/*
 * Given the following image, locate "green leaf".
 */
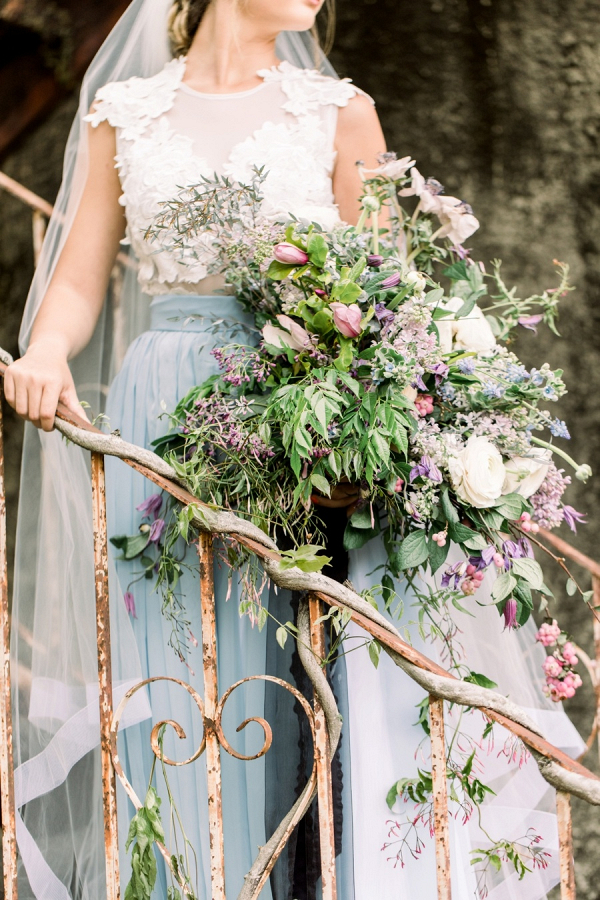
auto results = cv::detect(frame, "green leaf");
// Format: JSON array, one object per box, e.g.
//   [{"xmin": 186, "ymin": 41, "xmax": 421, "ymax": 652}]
[
  {"xmin": 512, "ymin": 558, "xmax": 544, "ymax": 590},
  {"xmin": 266, "ymin": 259, "xmax": 296, "ymax": 281},
  {"xmin": 386, "ymin": 782, "xmax": 400, "ymax": 810},
  {"xmin": 428, "ymin": 536, "xmax": 450, "ymax": 574},
  {"xmin": 443, "ymin": 260, "xmax": 469, "ymax": 281},
  {"xmin": 350, "ymin": 504, "xmax": 376, "ymax": 530},
  {"xmin": 276, "ymin": 626, "xmax": 288, "ymax": 649},
  {"xmin": 110, "ymin": 533, "xmax": 150, "ymax": 560},
  {"xmin": 491, "ymin": 572, "xmax": 517, "ymax": 604},
  {"xmin": 566, "ymin": 577, "xmax": 577, "ymax": 597},
  {"xmin": 493, "ymin": 493, "xmax": 528, "ymax": 521},
  {"xmin": 440, "ymin": 487, "xmax": 459, "ymax": 525},
  {"xmin": 368, "ymin": 640, "xmax": 381, "ymax": 669},
  {"xmin": 397, "ymin": 530, "xmax": 429, "ymax": 570},
  {"xmin": 449, "ymin": 522, "xmax": 480, "ymax": 545},
  {"xmin": 343, "ymin": 522, "xmax": 379, "ymax": 551},
  {"xmin": 310, "ymin": 473, "xmax": 331, "ymax": 497},
  {"xmin": 464, "ymin": 671, "xmax": 498, "ymax": 690},
  {"xmin": 279, "ymin": 544, "xmax": 332, "ymax": 573},
  {"xmin": 369, "ymin": 429, "xmax": 390, "ymax": 467},
  {"xmin": 307, "ymin": 232, "xmax": 328, "ymax": 267},
  {"xmin": 462, "ymin": 533, "xmax": 489, "ymax": 551}
]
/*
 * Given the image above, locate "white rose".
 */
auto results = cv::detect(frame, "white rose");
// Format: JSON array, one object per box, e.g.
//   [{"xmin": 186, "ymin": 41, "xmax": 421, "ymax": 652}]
[
  {"xmin": 435, "ymin": 296, "xmax": 496, "ymax": 354},
  {"xmin": 404, "ymin": 270, "xmax": 427, "ymax": 292},
  {"xmin": 502, "ymin": 449, "xmax": 552, "ymax": 498},
  {"xmin": 448, "ymin": 436, "xmax": 506, "ymax": 508}
]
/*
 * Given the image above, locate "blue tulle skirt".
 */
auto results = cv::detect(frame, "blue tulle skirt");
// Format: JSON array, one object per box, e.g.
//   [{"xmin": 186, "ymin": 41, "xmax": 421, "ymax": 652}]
[{"xmin": 104, "ymin": 294, "xmax": 354, "ymax": 900}]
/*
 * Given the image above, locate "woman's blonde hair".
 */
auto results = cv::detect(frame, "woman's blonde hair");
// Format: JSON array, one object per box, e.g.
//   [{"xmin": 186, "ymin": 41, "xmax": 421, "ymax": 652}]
[{"xmin": 168, "ymin": 0, "xmax": 336, "ymax": 59}]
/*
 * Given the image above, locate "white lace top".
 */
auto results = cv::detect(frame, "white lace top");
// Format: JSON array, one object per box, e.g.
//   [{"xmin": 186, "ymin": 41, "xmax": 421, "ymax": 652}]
[{"xmin": 85, "ymin": 57, "xmax": 373, "ymax": 295}]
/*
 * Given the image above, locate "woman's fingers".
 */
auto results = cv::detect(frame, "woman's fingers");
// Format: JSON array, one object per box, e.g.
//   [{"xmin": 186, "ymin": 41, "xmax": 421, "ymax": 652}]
[
  {"xmin": 59, "ymin": 384, "xmax": 89, "ymax": 424},
  {"xmin": 39, "ymin": 382, "xmax": 63, "ymax": 432}
]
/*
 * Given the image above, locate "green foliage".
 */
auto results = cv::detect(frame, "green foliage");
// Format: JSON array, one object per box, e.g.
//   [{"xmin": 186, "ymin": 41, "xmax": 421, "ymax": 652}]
[{"xmin": 124, "ymin": 788, "xmax": 165, "ymax": 900}]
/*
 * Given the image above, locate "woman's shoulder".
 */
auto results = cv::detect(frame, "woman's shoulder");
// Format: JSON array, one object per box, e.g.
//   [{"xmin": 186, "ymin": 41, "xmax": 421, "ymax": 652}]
[
  {"xmin": 258, "ymin": 60, "xmax": 375, "ymax": 117},
  {"xmin": 84, "ymin": 57, "xmax": 185, "ymax": 138}
]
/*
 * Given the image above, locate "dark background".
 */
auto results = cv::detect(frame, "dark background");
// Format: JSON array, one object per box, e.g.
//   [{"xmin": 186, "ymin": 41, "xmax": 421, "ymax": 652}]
[{"xmin": 2, "ymin": 0, "xmax": 600, "ymax": 894}]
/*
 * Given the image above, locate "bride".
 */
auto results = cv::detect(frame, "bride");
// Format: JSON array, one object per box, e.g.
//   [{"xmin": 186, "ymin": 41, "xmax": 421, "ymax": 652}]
[{"xmin": 3, "ymin": 0, "xmax": 584, "ymax": 898}]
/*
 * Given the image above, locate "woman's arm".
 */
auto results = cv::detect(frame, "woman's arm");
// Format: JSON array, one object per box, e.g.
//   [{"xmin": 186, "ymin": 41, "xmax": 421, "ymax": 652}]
[
  {"xmin": 333, "ymin": 94, "xmax": 387, "ymax": 225},
  {"xmin": 4, "ymin": 119, "xmax": 125, "ymax": 431}
]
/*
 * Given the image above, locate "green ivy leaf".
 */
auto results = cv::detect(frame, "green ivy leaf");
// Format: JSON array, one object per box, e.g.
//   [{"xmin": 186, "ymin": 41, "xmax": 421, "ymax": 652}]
[
  {"xmin": 491, "ymin": 572, "xmax": 517, "ymax": 604},
  {"xmin": 396, "ymin": 530, "xmax": 429, "ymax": 570},
  {"xmin": 493, "ymin": 493, "xmax": 528, "ymax": 521},
  {"xmin": 464, "ymin": 671, "xmax": 498, "ymax": 690},
  {"xmin": 512, "ymin": 558, "xmax": 544, "ymax": 590},
  {"xmin": 307, "ymin": 232, "xmax": 328, "ymax": 267}
]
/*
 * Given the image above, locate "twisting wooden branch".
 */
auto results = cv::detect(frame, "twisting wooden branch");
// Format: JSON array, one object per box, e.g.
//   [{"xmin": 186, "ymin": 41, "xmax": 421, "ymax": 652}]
[{"xmin": 1, "ymin": 351, "xmax": 599, "ymax": 811}]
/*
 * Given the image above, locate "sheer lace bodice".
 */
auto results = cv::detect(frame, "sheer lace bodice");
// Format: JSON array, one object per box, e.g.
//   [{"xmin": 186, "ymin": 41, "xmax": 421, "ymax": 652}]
[{"xmin": 85, "ymin": 58, "xmax": 373, "ymax": 294}]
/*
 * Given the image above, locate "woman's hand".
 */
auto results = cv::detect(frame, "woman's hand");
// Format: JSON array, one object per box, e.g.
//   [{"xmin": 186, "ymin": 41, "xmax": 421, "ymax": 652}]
[{"xmin": 4, "ymin": 339, "xmax": 85, "ymax": 432}]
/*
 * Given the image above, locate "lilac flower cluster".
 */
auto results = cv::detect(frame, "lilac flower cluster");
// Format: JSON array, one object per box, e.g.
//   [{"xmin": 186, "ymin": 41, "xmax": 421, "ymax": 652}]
[
  {"xmin": 185, "ymin": 394, "xmax": 274, "ymax": 462},
  {"xmin": 529, "ymin": 462, "xmax": 571, "ymax": 529},
  {"xmin": 212, "ymin": 345, "xmax": 272, "ymax": 387}
]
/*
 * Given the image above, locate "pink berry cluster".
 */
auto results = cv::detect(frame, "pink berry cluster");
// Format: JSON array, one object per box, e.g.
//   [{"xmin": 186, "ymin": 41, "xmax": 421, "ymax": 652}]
[
  {"xmin": 461, "ymin": 563, "xmax": 486, "ymax": 595},
  {"xmin": 535, "ymin": 620, "xmax": 582, "ymax": 701},
  {"xmin": 432, "ymin": 530, "xmax": 447, "ymax": 547},
  {"xmin": 519, "ymin": 511, "xmax": 540, "ymax": 535},
  {"xmin": 415, "ymin": 394, "xmax": 434, "ymax": 417}
]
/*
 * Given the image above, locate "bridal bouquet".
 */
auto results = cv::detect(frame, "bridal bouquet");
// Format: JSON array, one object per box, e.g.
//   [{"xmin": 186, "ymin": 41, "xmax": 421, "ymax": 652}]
[{"xmin": 116, "ymin": 156, "xmax": 590, "ymax": 701}]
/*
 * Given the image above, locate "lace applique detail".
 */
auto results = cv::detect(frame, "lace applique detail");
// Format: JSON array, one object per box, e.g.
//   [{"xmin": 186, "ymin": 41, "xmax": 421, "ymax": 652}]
[
  {"xmin": 85, "ymin": 58, "xmax": 371, "ymax": 293},
  {"xmin": 84, "ymin": 57, "xmax": 186, "ymax": 141},
  {"xmin": 224, "ymin": 117, "xmax": 339, "ymax": 230},
  {"xmin": 258, "ymin": 60, "xmax": 374, "ymax": 118}
]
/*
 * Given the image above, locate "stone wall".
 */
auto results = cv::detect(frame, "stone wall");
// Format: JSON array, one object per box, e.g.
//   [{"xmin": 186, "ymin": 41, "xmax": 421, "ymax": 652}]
[{"xmin": 2, "ymin": 0, "xmax": 600, "ymax": 893}]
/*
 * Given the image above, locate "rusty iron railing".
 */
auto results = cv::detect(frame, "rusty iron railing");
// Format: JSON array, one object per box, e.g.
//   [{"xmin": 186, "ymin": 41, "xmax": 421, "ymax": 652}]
[{"xmin": 2, "ymin": 171, "xmax": 600, "ymax": 899}]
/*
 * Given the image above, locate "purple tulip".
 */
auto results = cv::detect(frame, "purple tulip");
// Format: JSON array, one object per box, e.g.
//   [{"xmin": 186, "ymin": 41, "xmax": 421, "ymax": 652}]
[
  {"xmin": 367, "ymin": 254, "xmax": 384, "ymax": 267},
  {"xmin": 503, "ymin": 597, "xmax": 518, "ymax": 630},
  {"xmin": 136, "ymin": 493, "xmax": 163, "ymax": 519},
  {"xmin": 562, "ymin": 505, "xmax": 586, "ymax": 533},
  {"xmin": 314, "ymin": 288, "xmax": 328, "ymax": 297},
  {"xmin": 273, "ymin": 242, "xmax": 309, "ymax": 265},
  {"xmin": 124, "ymin": 591, "xmax": 137, "ymax": 618},
  {"xmin": 149, "ymin": 518, "xmax": 166, "ymax": 543},
  {"xmin": 381, "ymin": 272, "xmax": 402, "ymax": 289},
  {"xmin": 331, "ymin": 302, "xmax": 363, "ymax": 338}
]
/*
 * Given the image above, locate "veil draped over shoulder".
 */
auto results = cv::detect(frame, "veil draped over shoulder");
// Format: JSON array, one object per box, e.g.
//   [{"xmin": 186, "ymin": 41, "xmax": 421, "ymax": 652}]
[{"xmin": 12, "ymin": 2, "xmax": 335, "ymax": 895}]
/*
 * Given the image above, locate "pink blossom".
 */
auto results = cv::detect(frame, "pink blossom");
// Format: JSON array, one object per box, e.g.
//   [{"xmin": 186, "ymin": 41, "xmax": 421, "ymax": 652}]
[
  {"xmin": 262, "ymin": 315, "xmax": 311, "ymax": 352},
  {"xmin": 123, "ymin": 591, "xmax": 137, "ymax": 618},
  {"xmin": 414, "ymin": 394, "xmax": 434, "ymax": 417},
  {"xmin": 330, "ymin": 302, "xmax": 363, "ymax": 338},
  {"xmin": 273, "ymin": 242, "xmax": 309, "ymax": 265},
  {"xmin": 535, "ymin": 620, "xmax": 561, "ymax": 646},
  {"xmin": 543, "ymin": 656, "xmax": 563, "ymax": 678},
  {"xmin": 562, "ymin": 642, "xmax": 579, "ymax": 666},
  {"xmin": 503, "ymin": 597, "xmax": 518, "ymax": 629},
  {"xmin": 149, "ymin": 518, "xmax": 166, "ymax": 543},
  {"xmin": 394, "ymin": 477, "xmax": 404, "ymax": 492}
]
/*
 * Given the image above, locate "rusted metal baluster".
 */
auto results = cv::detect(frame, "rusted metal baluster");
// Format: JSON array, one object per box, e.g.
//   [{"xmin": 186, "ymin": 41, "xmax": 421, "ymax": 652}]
[
  {"xmin": 198, "ymin": 533, "xmax": 226, "ymax": 899},
  {"xmin": 0, "ymin": 391, "xmax": 18, "ymax": 898},
  {"xmin": 308, "ymin": 594, "xmax": 337, "ymax": 900},
  {"xmin": 557, "ymin": 791, "xmax": 576, "ymax": 899},
  {"xmin": 91, "ymin": 452, "xmax": 120, "ymax": 900},
  {"xmin": 429, "ymin": 696, "xmax": 452, "ymax": 900}
]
